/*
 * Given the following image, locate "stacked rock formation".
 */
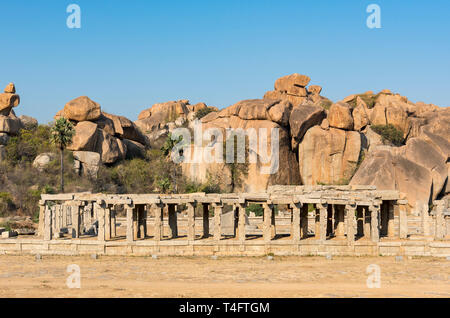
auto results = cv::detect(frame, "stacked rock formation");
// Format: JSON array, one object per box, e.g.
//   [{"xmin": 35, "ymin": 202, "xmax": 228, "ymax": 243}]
[
  {"xmin": 55, "ymin": 96, "xmax": 149, "ymax": 177},
  {"xmin": 263, "ymin": 73, "xmax": 331, "ymax": 106},
  {"xmin": 0, "ymin": 83, "xmax": 38, "ymax": 161},
  {"xmin": 135, "ymin": 100, "xmax": 218, "ymax": 148}
]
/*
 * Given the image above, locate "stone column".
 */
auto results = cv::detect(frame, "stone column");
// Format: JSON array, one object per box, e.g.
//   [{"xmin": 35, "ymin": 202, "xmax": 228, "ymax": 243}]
[
  {"xmin": 62, "ymin": 205, "xmax": 68, "ymax": 229},
  {"xmin": 434, "ymin": 201, "xmax": 445, "ymax": 240},
  {"xmin": 364, "ymin": 206, "xmax": 371, "ymax": 240},
  {"xmin": 187, "ymin": 201, "xmax": 196, "ymax": 241},
  {"xmin": 237, "ymin": 203, "xmax": 246, "ymax": 242},
  {"xmin": 44, "ymin": 204, "xmax": 52, "ymax": 241},
  {"xmin": 315, "ymin": 206, "xmax": 320, "ymax": 239},
  {"xmin": 168, "ymin": 204, "xmax": 178, "ymax": 239},
  {"xmin": 290, "ymin": 202, "xmax": 301, "ymax": 241},
  {"xmin": 318, "ymin": 203, "xmax": 328, "ymax": 241},
  {"xmin": 111, "ymin": 206, "xmax": 117, "ymax": 238},
  {"xmin": 71, "ymin": 202, "xmax": 81, "ymax": 239},
  {"xmin": 300, "ymin": 204, "xmax": 309, "ymax": 239},
  {"xmin": 152, "ymin": 203, "xmax": 163, "ymax": 241},
  {"xmin": 346, "ymin": 204, "xmax": 356, "ymax": 245},
  {"xmin": 104, "ymin": 206, "xmax": 111, "ymax": 240},
  {"xmin": 138, "ymin": 205, "xmax": 146, "ymax": 239},
  {"xmin": 335, "ymin": 205, "xmax": 345, "ymax": 239},
  {"xmin": 213, "ymin": 203, "xmax": 223, "ymax": 241},
  {"xmin": 356, "ymin": 206, "xmax": 364, "ymax": 237},
  {"xmin": 327, "ymin": 204, "xmax": 334, "ymax": 237},
  {"xmin": 370, "ymin": 205, "xmax": 380, "ymax": 242},
  {"xmin": 421, "ymin": 202, "xmax": 431, "ymax": 237},
  {"xmin": 387, "ymin": 201, "xmax": 395, "ymax": 238},
  {"xmin": 263, "ymin": 203, "xmax": 273, "ymax": 242},
  {"xmin": 126, "ymin": 204, "xmax": 135, "ymax": 243},
  {"xmin": 96, "ymin": 201, "xmax": 106, "ymax": 241},
  {"xmin": 38, "ymin": 201, "xmax": 46, "ymax": 237},
  {"xmin": 202, "ymin": 203, "xmax": 210, "ymax": 239},
  {"xmin": 133, "ymin": 208, "xmax": 139, "ymax": 241},
  {"xmin": 398, "ymin": 201, "xmax": 408, "ymax": 239},
  {"xmin": 380, "ymin": 201, "xmax": 388, "ymax": 236}
]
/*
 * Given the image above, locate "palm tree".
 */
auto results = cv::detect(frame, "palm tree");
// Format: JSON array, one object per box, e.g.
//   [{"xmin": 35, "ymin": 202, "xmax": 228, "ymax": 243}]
[{"xmin": 50, "ymin": 118, "xmax": 75, "ymax": 193}]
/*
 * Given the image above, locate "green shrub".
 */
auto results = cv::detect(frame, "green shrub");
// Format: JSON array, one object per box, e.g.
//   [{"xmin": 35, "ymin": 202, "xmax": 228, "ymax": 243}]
[
  {"xmin": 371, "ymin": 124, "xmax": 404, "ymax": 146},
  {"xmin": 195, "ymin": 107, "xmax": 216, "ymax": 119},
  {"xmin": 246, "ymin": 204, "xmax": 264, "ymax": 217}
]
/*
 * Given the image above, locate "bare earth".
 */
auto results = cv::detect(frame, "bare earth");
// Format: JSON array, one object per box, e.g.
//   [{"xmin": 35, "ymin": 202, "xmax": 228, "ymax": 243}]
[{"xmin": 0, "ymin": 255, "xmax": 448, "ymax": 298}]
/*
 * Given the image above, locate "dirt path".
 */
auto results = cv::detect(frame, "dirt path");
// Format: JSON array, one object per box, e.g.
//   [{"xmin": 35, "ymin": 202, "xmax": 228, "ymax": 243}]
[{"xmin": 0, "ymin": 255, "xmax": 448, "ymax": 298}]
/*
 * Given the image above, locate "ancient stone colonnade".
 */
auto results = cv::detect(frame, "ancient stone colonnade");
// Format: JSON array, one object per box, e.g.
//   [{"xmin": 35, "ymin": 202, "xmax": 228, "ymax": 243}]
[{"xmin": 38, "ymin": 185, "xmax": 416, "ymax": 245}]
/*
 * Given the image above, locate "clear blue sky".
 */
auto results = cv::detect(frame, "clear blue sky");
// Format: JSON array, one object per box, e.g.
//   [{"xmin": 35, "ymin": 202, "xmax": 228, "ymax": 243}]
[{"xmin": 1, "ymin": 0, "xmax": 449, "ymax": 123}]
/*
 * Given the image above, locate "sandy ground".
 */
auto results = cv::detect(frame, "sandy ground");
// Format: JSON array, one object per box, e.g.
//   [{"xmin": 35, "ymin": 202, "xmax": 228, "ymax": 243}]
[{"xmin": 0, "ymin": 255, "xmax": 448, "ymax": 298}]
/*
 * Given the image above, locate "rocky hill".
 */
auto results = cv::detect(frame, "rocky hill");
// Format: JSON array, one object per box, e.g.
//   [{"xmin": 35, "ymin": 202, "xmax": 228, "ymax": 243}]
[
  {"xmin": 0, "ymin": 75, "xmax": 448, "ymax": 217},
  {"xmin": 135, "ymin": 74, "xmax": 449, "ymax": 214}
]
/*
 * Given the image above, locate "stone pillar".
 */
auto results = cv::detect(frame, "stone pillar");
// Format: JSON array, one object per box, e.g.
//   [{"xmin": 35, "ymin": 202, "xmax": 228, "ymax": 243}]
[
  {"xmin": 126, "ymin": 204, "xmax": 135, "ymax": 243},
  {"xmin": 133, "ymin": 208, "xmax": 139, "ymax": 241},
  {"xmin": 202, "ymin": 203, "xmax": 210, "ymax": 239},
  {"xmin": 434, "ymin": 201, "xmax": 445, "ymax": 240},
  {"xmin": 71, "ymin": 202, "xmax": 81, "ymax": 239},
  {"xmin": 318, "ymin": 203, "xmax": 328, "ymax": 241},
  {"xmin": 263, "ymin": 203, "xmax": 273, "ymax": 242},
  {"xmin": 104, "ymin": 206, "xmax": 111, "ymax": 240},
  {"xmin": 356, "ymin": 206, "xmax": 364, "ymax": 237},
  {"xmin": 387, "ymin": 201, "xmax": 395, "ymax": 238},
  {"xmin": 327, "ymin": 204, "xmax": 333, "ymax": 237},
  {"xmin": 398, "ymin": 201, "xmax": 408, "ymax": 239},
  {"xmin": 380, "ymin": 201, "xmax": 388, "ymax": 236},
  {"xmin": 300, "ymin": 204, "xmax": 309, "ymax": 239},
  {"xmin": 271, "ymin": 206, "xmax": 276, "ymax": 239},
  {"xmin": 421, "ymin": 203, "xmax": 431, "ymax": 237},
  {"xmin": 237, "ymin": 203, "xmax": 246, "ymax": 242},
  {"xmin": 62, "ymin": 205, "xmax": 68, "ymax": 229},
  {"xmin": 96, "ymin": 202, "xmax": 106, "ymax": 241},
  {"xmin": 213, "ymin": 203, "xmax": 223, "ymax": 241},
  {"xmin": 346, "ymin": 204, "xmax": 356, "ymax": 245},
  {"xmin": 315, "ymin": 206, "xmax": 320, "ymax": 239},
  {"xmin": 290, "ymin": 202, "xmax": 301, "ymax": 241},
  {"xmin": 152, "ymin": 203, "xmax": 163, "ymax": 241},
  {"xmin": 44, "ymin": 204, "xmax": 52, "ymax": 241},
  {"xmin": 38, "ymin": 201, "xmax": 46, "ymax": 237},
  {"xmin": 168, "ymin": 204, "xmax": 178, "ymax": 239},
  {"xmin": 138, "ymin": 205, "xmax": 146, "ymax": 239},
  {"xmin": 187, "ymin": 201, "xmax": 196, "ymax": 241},
  {"xmin": 335, "ymin": 205, "xmax": 345, "ymax": 239},
  {"xmin": 111, "ymin": 207, "xmax": 117, "ymax": 238},
  {"xmin": 370, "ymin": 205, "xmax": 380, "ymax": 242},
  {"xmin": 364, "ymin": 206, "xmax": 371, "ymax": 240}
]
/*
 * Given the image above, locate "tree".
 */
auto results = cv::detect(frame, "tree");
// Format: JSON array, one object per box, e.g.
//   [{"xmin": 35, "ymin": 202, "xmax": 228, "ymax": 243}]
[
  {"xmin": 223, "ymin": 134, "xmax": 249, "ymax": 193},
  {"xmin": 50, "ymin": 118, "xmax": 75, "ymax": 193},
  {"xmin": 160, "ymin": 133, "xmax": 184, "ymax": 193}
]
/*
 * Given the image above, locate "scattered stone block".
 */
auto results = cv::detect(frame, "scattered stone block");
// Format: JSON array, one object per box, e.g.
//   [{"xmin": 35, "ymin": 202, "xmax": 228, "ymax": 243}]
[
  {"xmin": 53, "ymin": 232, "xmax": 63, "ymax": 239},
  {"xmin": 267, "ymin": 255, "xmax": 274, "ymax": 261},
  {"xmin": 326, "ymin": 254, "xmax": 332, "ymax": 260},
  {"xmin": 151, "ymin": 255, "xmax": 158, "ymax": 259}
]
